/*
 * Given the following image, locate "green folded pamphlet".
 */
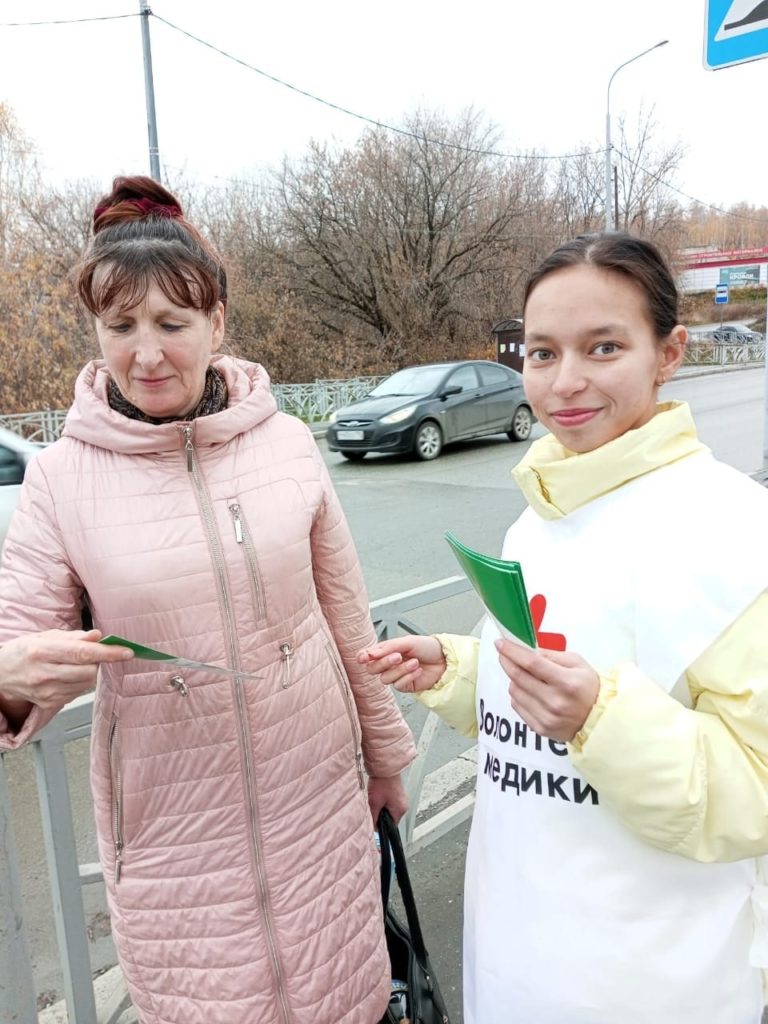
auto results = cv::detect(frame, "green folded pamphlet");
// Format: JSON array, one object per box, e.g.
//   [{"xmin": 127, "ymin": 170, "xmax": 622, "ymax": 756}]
[
  {"xmin": 445, "ymin": 533, "xmax": 537, "ymax": 647},
  {"xmin": 99, "ymin": 635, "xmax": 258, "ymax": 680}
]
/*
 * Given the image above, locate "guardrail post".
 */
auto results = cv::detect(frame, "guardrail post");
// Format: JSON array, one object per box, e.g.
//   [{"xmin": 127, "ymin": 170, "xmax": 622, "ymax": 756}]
[
  {"xmin": 33, "ymin": 722, "xmax": 98, "ymax": 1023},
  {"xmin": 0, "ymin": 753, "xmax": 38, "ymax": 1024}
]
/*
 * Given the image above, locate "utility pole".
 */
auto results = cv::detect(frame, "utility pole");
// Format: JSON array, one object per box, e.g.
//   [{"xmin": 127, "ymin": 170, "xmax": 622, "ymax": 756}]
[{"xmin": 139, "ymin": 1, "xmax": 161, "ymax": 181}]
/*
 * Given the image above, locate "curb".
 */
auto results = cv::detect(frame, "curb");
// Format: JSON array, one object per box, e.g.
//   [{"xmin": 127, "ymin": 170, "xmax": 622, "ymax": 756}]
[{"xmin": 674, "ymin": 361, "xmax": 764, "ymax": 380}]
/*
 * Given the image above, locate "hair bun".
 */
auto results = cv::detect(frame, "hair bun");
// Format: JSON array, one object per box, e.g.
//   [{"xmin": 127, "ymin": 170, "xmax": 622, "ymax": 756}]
[{"xmin": 92, "ymin": 175, "xmax": 185, "ymax": 234}]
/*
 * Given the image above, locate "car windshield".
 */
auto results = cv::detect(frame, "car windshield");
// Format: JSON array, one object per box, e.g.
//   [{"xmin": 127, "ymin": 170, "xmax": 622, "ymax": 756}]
[{"xmin": 369, "ymin": 366, "xmax": 448, "ymax": 398}]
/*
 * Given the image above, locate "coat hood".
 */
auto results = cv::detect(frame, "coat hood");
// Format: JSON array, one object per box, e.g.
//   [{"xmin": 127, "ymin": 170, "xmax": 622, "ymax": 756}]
[{"xmin": 63, "ymin": 354, "xmax": 278, "ymax": 455}]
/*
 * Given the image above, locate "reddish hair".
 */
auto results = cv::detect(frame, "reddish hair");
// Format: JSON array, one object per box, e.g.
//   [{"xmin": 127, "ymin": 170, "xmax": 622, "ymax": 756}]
[{"xmin": 77, "ymin": 175, "xmax": 227, "ymax": 315}]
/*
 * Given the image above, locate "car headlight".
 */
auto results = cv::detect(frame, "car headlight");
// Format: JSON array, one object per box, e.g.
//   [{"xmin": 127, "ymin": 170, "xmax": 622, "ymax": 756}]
[
  {"xmin": 381, "ymin": 404, "xmax": 417, "ymax": 425},
  {"xmin": 328, "ymin": 409, "xmax": 338, "ymax": 424}
]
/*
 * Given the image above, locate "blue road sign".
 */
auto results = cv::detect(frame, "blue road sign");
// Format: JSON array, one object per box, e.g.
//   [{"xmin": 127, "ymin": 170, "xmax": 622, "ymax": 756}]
[
  {"xmin": 715, "ymin": 283, "xmax": 730, "ymax": 304},
  {"xmin": 705, "ymin": 1, "xmax": 768, "ymax": 69}
]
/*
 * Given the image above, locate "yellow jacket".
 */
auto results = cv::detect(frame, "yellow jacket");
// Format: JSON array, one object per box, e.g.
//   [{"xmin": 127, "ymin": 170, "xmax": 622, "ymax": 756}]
[{"xmin": 419, "ymin": 403, "xmax": 768, "ymax": 863}]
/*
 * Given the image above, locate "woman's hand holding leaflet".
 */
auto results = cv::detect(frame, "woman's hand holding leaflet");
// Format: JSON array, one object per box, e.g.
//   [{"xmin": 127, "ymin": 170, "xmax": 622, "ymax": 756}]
[
  {"xmin": 0, "ymin": 628, "xmax": 133, "ymax": 712},
  {"xmin": 495, "ymin": 638, "xmax": 599, "ymax": 742},
  {"xmin": 357, "ymin": 635, "xmax": 447, "ymax": 694}
]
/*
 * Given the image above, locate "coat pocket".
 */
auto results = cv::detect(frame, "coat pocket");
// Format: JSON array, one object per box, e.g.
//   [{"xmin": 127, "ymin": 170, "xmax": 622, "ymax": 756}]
[
  {"xmin": 325, "ymin": 642, "xmax": 365, "ymax": 789},
  {"xmin": 227, "ymin": 497, "xmax": 267, "ymax": 624},
  {"xmin": 108, "ymin": 713, "xmax": 126, "ymax": 883}
]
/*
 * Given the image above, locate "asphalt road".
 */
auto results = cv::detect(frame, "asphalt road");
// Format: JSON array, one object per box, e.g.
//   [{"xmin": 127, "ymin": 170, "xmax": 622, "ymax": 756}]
[
  {"xmin": 5, "ymin": 365, "xmax": 766, "ymax": 1014},
  {"xmin": 322, "ymin": 366, "xmax": 765, "ymax": 608}
]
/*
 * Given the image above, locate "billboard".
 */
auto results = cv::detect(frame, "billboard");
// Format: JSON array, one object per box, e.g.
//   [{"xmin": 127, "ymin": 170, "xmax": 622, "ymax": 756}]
[{"xmin": 719, "ymin": 265, "xmax": 761, "ymax": 287}]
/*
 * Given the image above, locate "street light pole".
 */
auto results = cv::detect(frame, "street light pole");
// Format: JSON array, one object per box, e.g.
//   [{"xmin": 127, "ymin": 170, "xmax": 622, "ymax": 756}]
[{"xmin": 605, "ymin": 39, "xmax": 668, "ymax": 231}]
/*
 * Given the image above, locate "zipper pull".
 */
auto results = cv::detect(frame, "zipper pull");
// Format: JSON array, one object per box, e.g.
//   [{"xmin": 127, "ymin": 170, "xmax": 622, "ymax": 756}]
[
  {"xmin": 355, "ymin": 751, "xmax": 365, "ymax": 789},
  {"xmin": 228, "ymin": 502, "xmax": 244, "ymax": 543},
  {"xmin": 169, "ymin": 674, "xmax": 189, "ymax": 697},
  {"xmin": 115, "ymin": 840, "xmax": 123, "ymax": 883},
  {"xmin": 182, "ymin": 425, "xmax": 194, "ymax": 472},
  {"xmin": 279, "ymin": 641, "xmax": 294, "ymax": 688}
]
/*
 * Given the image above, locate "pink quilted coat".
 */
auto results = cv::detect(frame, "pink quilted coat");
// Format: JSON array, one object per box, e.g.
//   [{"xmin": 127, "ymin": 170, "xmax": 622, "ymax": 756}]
[{"xmin": 0, "ymin": 356, "xmax": 416, "ymax": 1024}]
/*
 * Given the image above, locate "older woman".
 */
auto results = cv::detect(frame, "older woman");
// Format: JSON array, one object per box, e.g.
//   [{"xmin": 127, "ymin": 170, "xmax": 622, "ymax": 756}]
[
  {"xmin": 360, "ymin": 232, "xmax": 768, "ymax": 1024},
  {"xmin": 0, "ymin": 175, "xmax": 415, "ymax": 1024}
]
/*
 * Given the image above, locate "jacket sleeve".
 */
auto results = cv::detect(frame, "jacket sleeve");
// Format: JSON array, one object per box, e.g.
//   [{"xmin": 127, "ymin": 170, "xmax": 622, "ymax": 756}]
[
  {"xmin": 0, "ymin": 456, "xmax": 85, "ymax": 749},
  {"xmin": 569, "ymin": 589, "xmax": 768, "ymax": 862},
  {"xmin": 308, "ymin": 440, "xmax": 415, "ymax": 777},
  {"xmin": 416, "ymin": 633, "xmax": 480, "ymax": 737}
]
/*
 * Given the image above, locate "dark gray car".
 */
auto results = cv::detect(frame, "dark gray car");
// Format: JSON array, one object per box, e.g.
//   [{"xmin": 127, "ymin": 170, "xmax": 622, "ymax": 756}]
[
  {"xmin": 710, "ymin": 324, "xmax": 763, "ymax": 343},
  {"xmin": 326, "ymin": 360, "xmax": 535, "ymax": 461}
]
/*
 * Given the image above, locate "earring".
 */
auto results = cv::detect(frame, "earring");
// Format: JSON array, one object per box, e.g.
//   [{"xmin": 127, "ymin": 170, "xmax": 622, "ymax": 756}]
[{"xmin": 657, "ymin": 375, "xmax": 666, "ymax": 386}]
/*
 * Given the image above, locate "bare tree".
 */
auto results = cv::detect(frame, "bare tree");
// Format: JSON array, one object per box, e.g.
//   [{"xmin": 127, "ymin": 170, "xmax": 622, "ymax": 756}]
[
  {"xmin": 553, "ymin": 147, "xmax": 606, "ymax": 237},
  {"xmin": 276, "ymin": 108, "xmax": 545, "ymax": 369},
  {"xmin": 614, "ymin": 106, "xmax": 685, "ymax": 237},
  {"xmin": 0, "ymin": 103, "xmax": 39, "ymax": 259}
]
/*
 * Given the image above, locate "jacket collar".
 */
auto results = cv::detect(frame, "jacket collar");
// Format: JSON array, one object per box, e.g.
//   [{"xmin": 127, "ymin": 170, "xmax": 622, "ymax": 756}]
[
  {"xmin": 512, "ymin": 401, "xmax": 708, "ymax": 520},
  {"xmin": 63, "ymin": 355, "xmax": 278, "ymax": 456}
]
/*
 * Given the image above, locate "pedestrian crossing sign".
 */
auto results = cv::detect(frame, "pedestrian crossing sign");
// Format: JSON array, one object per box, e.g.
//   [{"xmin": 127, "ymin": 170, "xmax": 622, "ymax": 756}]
[{"xmin": 705, "ymin": 1, "xmax": 768, "ymax": 69}]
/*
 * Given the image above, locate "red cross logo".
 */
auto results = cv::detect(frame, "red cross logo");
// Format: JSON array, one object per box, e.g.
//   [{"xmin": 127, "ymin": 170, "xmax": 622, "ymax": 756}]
[{"xmin": 529, "ymin": 594, "xmax": 567, "ymax": 651}]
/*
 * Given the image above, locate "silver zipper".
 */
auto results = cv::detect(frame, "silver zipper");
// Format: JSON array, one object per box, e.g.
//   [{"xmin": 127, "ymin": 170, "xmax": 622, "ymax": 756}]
[
  {"xmin": 326, "ymin": 644, "xmax": 365, "ymax": 790},
  {"xmin": 227, "ymin": 500, "xmax": 266, "ymax": 622},
  {"xmin": 230, "ymin": 503, "xmax": 244, "ymax": 543},
  {"xmin": 169, "ymin": 674, "xmax": 189, "ymax": 697},
  {"xmin": 185, "ymin": 434, "xmax": 291, "ymax": 1024},
  {"xmin": 279, "ymin": 642, "xmax": 294, "ymax": 688},
  {"xmin": 108, "ymin": 714, "xmax": 125, "ymax": 883},
  {"xmin": 182, "ymin": 424, "xmax": 194, "ymax": 472}
]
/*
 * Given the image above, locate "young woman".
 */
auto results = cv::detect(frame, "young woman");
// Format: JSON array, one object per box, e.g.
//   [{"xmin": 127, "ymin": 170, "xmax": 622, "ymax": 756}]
[
  {"xmin": 360, "ymin": 232, "xmax": 768, "ymax": 1024},
  {"xmin": 0, "ymin": 176, "xmax": 415, "ymax": 1024}
]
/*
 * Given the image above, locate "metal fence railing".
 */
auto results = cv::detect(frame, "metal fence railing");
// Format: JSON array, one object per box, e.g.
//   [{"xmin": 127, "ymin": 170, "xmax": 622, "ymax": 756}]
[
  {"xmin": 684, "ymin": 338, "xmax": 765, "ymax": 366},
  {"xmin": 0, "ymin": 575, "xmax": 473, "ymax": 1024},
  {"xmin": 0, "ymin": 377, "xmax": 386, "ymax": 443},
  {"xmin": 0, "ymin": 350, "xmax": 764, "ymax": 445}
]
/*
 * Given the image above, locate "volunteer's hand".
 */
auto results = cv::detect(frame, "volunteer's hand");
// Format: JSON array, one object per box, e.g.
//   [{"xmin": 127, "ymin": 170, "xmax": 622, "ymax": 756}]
[
  {"xmin": 495, "ymin": 638, "xmax": 599, "ymax": 742},
  {"xmin": 357, "ymin": 635, "xmax": 447, "ymax": 694},
  {"xmin": 368, "ymin": 773, "xmax": 408, "ymax": 825},
  {"xmin": 0, "ymin": 629, "xmax": 134, "ymax": 710}
]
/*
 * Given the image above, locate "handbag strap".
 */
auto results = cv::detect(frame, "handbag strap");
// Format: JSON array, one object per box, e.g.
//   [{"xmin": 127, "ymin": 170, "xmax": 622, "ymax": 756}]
[{"xmin": 378, "ymin": 807, "xmax": 429, "ymax": 963}]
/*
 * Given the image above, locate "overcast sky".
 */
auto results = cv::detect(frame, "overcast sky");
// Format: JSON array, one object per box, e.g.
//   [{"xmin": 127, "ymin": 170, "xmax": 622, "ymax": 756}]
[{"xmin": 0, "ymin": 0, "xmax": 766, "ymax": 213}]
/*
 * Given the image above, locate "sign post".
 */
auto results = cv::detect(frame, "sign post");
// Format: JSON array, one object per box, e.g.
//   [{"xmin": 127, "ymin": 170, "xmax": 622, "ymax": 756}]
[{"xmin": 705, "ymin": 4, "xmax": 768, "ymax": 472}]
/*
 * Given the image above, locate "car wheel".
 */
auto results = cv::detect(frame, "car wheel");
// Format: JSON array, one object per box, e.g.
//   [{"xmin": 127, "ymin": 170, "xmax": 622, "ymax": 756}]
[
  {"xmin": 414, "ymin": 421, "xmax": 443, "ymax": 461},
  {"xmin": 508, "ymin": 405, "xmax": 533, "ymax": 442},
  {"xmin": 340, "ymin": 451, "xmax": 366, "ymax": 461}
]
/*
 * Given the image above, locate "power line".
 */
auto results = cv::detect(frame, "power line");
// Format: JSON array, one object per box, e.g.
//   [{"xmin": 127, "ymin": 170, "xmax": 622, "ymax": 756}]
[
  {"xmin": 151, "ymin": 12, "xmax": 602, "ymax": 164},
  {"xmin": 615, "ymin": 146, "xmax": 768, "ymax": 226},
  {"xmin": 2, "ymin": 7, "xmax": 766, "ymax": 225},
  {"xmin": 0, "ymin": 12, "xmax": 137, "ymax": 27}
]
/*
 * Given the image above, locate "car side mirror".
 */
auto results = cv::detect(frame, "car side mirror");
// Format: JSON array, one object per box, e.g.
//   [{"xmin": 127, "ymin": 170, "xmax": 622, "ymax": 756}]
[{"xmin": 440, "ymin": 385, "xmax": 463, "ymax": 400}]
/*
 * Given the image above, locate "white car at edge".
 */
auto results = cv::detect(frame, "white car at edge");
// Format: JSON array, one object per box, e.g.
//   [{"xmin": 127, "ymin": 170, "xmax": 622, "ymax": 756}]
[{"xmin": 0, "ymin": 426, "xmax": 46, "ymax": 553}]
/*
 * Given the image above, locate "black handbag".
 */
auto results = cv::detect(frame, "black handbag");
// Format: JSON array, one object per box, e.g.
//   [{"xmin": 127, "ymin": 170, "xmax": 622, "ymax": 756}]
[{"xmin": 377, "ymin": 808, "xmax": 451, "ymax": 1024}]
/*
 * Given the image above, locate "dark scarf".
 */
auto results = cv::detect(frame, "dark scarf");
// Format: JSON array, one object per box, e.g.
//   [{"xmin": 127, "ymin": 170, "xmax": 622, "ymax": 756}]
[{"xmin": 107, "ymin": 365, "xmax": 228, "ymax": 424}]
